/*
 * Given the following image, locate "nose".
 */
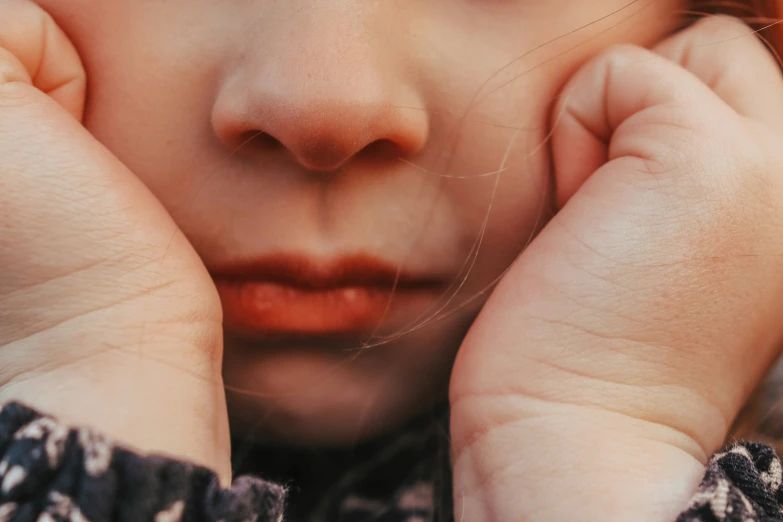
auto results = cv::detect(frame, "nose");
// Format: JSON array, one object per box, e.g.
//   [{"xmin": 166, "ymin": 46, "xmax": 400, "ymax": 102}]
[{"xmin": 211, "ymin": 12, "xmax": 428, "ymax": 172}]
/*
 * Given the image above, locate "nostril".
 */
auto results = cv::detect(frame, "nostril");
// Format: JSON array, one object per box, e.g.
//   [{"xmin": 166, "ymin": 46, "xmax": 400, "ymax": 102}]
[
  {"xmin": 236, "ymin": 131, "xmax": 284, "ymax": 151},
  {"xmin": 362, "ymin": 139, "xmax": 408, "ymax": 161},
  {"xmin": 213, "ymin": 89, "xmax": 429, "ymax": 171}
]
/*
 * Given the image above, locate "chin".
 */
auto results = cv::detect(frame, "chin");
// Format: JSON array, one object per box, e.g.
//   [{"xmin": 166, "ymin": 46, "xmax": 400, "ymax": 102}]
[
  {"xmin": 221, "ymin": 329, "xmax": 458, "ymax": 447},
  {"xmin": 226, "ymin": 387, "xmax": 441, "ymax": 447}
]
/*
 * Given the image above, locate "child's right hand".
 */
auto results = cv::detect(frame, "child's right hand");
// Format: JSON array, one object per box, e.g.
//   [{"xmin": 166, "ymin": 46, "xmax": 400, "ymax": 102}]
[
  {"xmin": 451, "ymin": 16, "xmax": 783, "ymax": 522},
  {"xmin": 0, "ymin": 0, "xmax": 231, "ymax": 480}
]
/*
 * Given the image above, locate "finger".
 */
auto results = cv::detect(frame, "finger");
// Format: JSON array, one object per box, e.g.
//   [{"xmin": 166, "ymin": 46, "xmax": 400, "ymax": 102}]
[
  {"xmin": 0, "ymin": 0, "xmax": 86, "ymax": 120},
  {"xmin": 654, "ymin": 15, "xmax": 783, "ymax": 130},
  {"xmin": 551, "ymin": 18, "xmax": 783, "ymax": 209},
  {"xmin": 455, "ymin": 42, "xmax": 783, "ymax": 521},
  {"xmin": 544, "ymin": 42, "xmax": 782, "ymax": 456},
  {"xmin": 551, "ymin": 43, "xmax": 734, "ymax": 208},
  {"xmin": 0, "ymin": 9, "xmax": 230, "ymax": 476}
]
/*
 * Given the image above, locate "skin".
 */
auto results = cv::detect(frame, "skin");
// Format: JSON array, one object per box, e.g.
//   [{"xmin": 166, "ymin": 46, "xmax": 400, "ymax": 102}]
[
  {"xmin": 6, "ymin": 2, "xmax": 783, "ymax": 521},
  {"xmin": 453, "ymin": 17, "xmax": 783, "ymax": 521},
  {"xmin": 23, "ymin": 0, "xmax": 680, "ymax": 444}
]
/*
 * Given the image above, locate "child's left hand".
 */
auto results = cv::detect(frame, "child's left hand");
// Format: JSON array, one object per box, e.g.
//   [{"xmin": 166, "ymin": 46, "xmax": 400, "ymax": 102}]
[{"xmin": 450, "ymin": 16, "xmax": 783, "ymax": 521}]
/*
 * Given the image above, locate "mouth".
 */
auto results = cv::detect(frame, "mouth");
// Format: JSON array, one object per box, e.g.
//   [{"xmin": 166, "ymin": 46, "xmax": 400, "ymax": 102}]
[{"xmin": 210, "ymin": 253, "xmax": 445, "ymax": 336}]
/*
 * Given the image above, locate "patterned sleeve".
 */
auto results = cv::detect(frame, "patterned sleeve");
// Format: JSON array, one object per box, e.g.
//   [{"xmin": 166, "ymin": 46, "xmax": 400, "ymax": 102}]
[
  {"xmin": 5, "ymin": 400, "xmax": 783, "ymax": 522},
  {"xmin": 0, "ymin": 402, "xmax": 286, "ymax": 522},
  {"xmin": 678, "ymin": 442, "xmax": 783, "ymax": 522}
]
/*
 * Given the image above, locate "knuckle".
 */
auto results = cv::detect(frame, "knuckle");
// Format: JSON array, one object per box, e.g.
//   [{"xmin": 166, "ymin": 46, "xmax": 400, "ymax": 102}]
[
  {"xmin": 0, "ymin": 0, "xmax": 45, "ymax": 27},
  {"xmin": 0, "ymin": 80, "xmax": 41, "ymax": 109},
  {"xmin": 598, "ymin": 42, "xmax": 650, "ymax": 65},
  {"xmin": 691, "ymin": 14, "xmax": 753, "ymax": 37},
  {"xmin": 0, "ymin": 48, "xmax": 30, "ymax": 86},
  {"xmin": 687, "ymin": 15, "xmax": 777, "ymax": 69}
]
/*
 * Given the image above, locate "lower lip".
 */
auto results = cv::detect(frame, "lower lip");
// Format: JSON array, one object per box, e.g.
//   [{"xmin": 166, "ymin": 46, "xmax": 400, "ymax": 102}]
[{"xmin": 215, "ymin": 280, "xmax": 435, "ymax": 335}]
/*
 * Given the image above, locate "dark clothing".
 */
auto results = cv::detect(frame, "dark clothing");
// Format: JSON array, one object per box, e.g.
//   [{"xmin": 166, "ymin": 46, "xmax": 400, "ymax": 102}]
[{"xmin": 0, "ymin": 402, "xmax": 773, "ymax": 522}]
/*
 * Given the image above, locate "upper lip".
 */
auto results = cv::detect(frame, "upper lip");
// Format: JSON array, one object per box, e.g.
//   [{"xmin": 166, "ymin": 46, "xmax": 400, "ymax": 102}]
[{"xmin": 208, "ymin": 253, "xmax": 442, "ymax": 289}]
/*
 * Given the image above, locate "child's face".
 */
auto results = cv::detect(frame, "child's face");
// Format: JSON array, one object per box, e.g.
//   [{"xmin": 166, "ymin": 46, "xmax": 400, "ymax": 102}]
[{"xmin": 37, "ymin": 0, "xmax": 682, "ymax": 444}]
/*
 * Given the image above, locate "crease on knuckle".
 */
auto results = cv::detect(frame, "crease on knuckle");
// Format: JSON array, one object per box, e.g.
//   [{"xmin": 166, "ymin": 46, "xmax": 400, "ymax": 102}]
[{"xmin": 0, "ymin": 80, "xmax": 39, "ymax": 110}]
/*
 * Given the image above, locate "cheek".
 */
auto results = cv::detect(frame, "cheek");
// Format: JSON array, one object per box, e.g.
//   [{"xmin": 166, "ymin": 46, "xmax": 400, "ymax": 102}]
[
  {"xmin": 419, "ymin": 60, "xmax": 564, "ymax": 282},
  {"xmin": 34, "ymin": 1, "xmax": 231, "ymax": 204},
  {"xmin": 444, "ymin": 121, "xmax": 555, "ymax": 284},
  {"xmin": 425, "ymin": 1, "xmax": 683, "ymax": 283}
]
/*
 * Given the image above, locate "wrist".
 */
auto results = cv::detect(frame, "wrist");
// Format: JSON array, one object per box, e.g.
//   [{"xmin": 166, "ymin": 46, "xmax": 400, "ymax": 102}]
[
  {"xmin": 0, "ymin": 306, "xmax": 231, "ymax": 483},
  {"xmin": 451, "ymin": 399, "xmax": 705, "ymax": 522}
]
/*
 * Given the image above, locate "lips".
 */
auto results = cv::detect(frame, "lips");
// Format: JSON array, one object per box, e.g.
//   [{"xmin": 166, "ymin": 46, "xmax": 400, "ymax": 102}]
[{"xmin": 210, "ymin": 254, "xmax": 444, "ymax": 335}]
